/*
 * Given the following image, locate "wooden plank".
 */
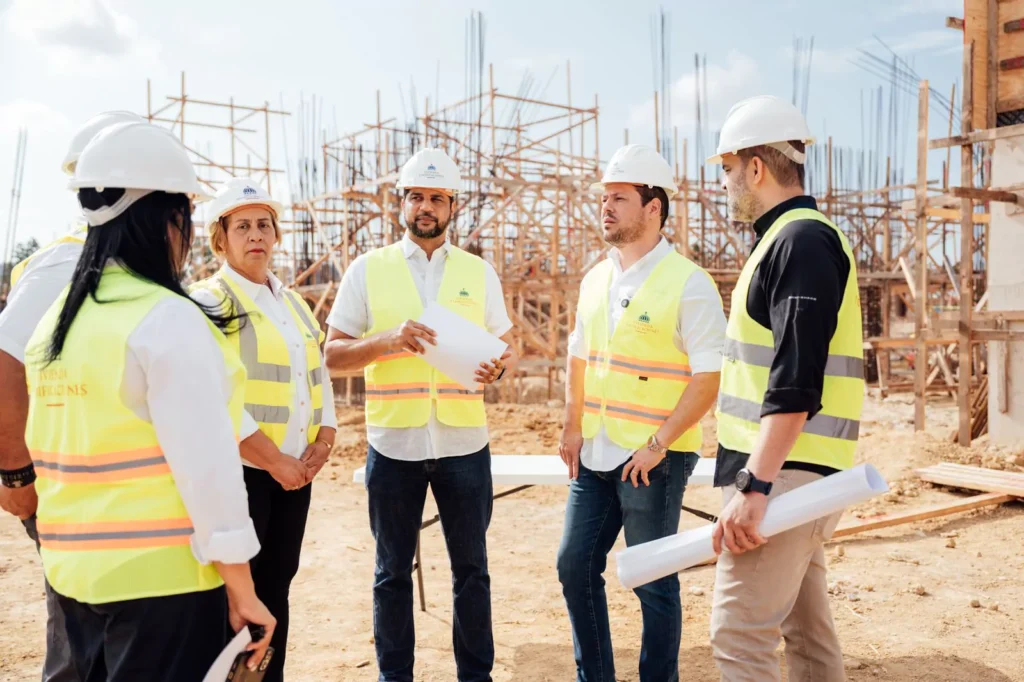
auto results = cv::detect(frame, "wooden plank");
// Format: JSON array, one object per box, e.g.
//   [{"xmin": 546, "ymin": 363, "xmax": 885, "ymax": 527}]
[
  {"xmin": 989, "ymin": 0, "xmax": 999, "ymax": 127},
  {"xmin": 915, "ymin": 80, "xmax": 929, "ymax": 433},
  {"xmin": 947, "ymin": 16, "xmax": 966, "ymax": 30},
  {"xmin": 924, "ymin": 207, "xmax": 991, "ymax": 223},
  {"xmin": 960, "ymin": 42, "xmax": 975, "ymax": 447},
  {"xmin": 832, "ymin": 493, "xmax": 1014, "ymax": 538},
  {"xmin": 949, "ymin": 185, "xmax": 1020, "ymax": 203},
  {"xmin": 965, "ymin": 0, "xmax": 990, "ymax": 126},
  {"xmin": 918, "ymin": 464, "xmax": 1024, "ymax": 496},
  {"xmin": 928, "ymin": 120, "xmax": 1024, "ymax": 148},
  {"xmin": 998, "ymin": 0, "xmax": 1024, "ymax": 112}
]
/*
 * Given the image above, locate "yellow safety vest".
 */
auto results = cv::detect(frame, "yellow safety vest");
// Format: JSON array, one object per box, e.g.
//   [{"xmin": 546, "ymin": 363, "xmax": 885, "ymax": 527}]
[
  {"xmin": 24, "ymin": 266, "xmax": 246, "ymax": 604},
  {"xmin": 9, "ymin": 227, "xmax": 87, "ymax": 289},
  {"xmin": 191, "ymin": 273, "xmax": 325, "ymax": 448},
  {"xmin": 716, "ymin": 208, "xmax": 864, "ymax": 470},
  {"xmin": 364, "ymin": 242, "xmax": 487, "ymax": 428},
  {"xmin": 580, "ymin": 250, "xmax": 708, "ymax": 453}
]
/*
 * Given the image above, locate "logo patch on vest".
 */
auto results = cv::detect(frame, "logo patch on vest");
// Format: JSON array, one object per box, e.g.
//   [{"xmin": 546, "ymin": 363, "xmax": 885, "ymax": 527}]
[
  {"xmin": 451, "ymin": 286, "xmax": 476, "ymax": 308},
  {"xmin": 630, "ymin": 310, "xmax": 656, "ymax": 336},
  {"xmin": 30, "ymin": 367, "xmax": 88, "ymax": 408}
]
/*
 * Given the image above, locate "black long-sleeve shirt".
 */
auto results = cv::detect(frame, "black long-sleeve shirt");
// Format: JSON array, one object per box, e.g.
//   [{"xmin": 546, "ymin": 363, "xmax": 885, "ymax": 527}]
[{"xmin": 714, "ymin": 195, "xmax": 850, "ymax": 487}]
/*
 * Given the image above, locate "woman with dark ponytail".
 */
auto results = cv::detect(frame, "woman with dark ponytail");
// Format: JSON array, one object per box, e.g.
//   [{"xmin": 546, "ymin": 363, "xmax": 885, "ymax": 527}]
[{"xmin": 21, "ymin": 121, "xmax": 276, "ymax": 681}]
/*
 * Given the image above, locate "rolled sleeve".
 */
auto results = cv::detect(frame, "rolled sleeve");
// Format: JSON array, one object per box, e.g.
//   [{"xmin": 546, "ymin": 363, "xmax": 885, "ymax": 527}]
[
  {"xmin": 483, "ymin": 262, "xmax": 513, "ymax": 337},
  {"xmin": 675, "ymin": 269, "xmax": 726, "ymax": 374},
  {"xmin": 240, "ymin": 411, "xmax": 261, "ymax": 441},
  {"xmin": 132, "ymin": 299, "xmax": 260, "ymax": 565},
  {"xmin": 567, "ymin": 308, "xmax": 587, "ymax": 360},
  {"xmin": 326, "ymin": 256, "xmax": 369, "ymax": 338}
]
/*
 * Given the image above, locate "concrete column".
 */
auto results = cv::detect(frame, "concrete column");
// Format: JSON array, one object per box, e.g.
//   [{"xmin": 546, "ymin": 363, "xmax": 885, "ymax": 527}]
[{"xmin": 987, "ymin": 137, "xmax": 1024, "ymax": 446}]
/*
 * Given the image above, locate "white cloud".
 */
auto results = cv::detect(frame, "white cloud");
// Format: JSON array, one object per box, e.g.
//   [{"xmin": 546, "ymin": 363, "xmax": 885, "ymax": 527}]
[
  {"xmin": 0, "ymin": 100, "xmax": 70, "ymax": 135},
  {"xmin": 3, "ymin": 0, "xmax": 158, "ymax": 71},
  {"xmin": 629, "ymin": 51, "xmax": 761, "ymax": 131}
]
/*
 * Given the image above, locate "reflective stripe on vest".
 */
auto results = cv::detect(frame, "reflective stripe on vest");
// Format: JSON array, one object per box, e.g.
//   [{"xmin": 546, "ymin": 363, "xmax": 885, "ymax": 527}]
[
  {"xmin": 580, "ymin": 249, "xmax": 709, "ymax": 453},
  {"xmin": 32, "ymin": 446, "xmax": 169, "ymax": 483},
  {"xmin": 24, "ymin": 265, "xmax": 245, "ymax": 604},
  {"xmin": 363, "ymin": 242, "xmax": 488, "ymax": 429},
  {"xmin": 196, "ymin": 275, "xmax": 325, "ymax": 448},
  {"xmin": 716, "ymin": 207, "xmax": 864, "ymax": 471},
  {"xmin": 36, "ymin": 518, "xmax": 195, "ymax": 551}
]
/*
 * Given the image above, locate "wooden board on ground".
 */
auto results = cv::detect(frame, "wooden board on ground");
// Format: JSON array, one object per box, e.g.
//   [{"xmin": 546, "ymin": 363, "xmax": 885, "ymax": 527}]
[
  {"xmin": 831, "ymin": 492, "xmax": 1014, "ymax": 538},
  {"xmin": 917, "ymin": 462, "xmax": 1024, "ymax": 497}
]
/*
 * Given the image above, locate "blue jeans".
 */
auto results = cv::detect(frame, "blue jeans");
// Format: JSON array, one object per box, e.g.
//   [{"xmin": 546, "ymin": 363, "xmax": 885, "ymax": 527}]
[
  {"xmin": 556, "ymin": 451, "xmax": 700, "ymax": 682},
  {"xmin": 365, "ymin": 444, "xmax": 494, "ymax": 682}
]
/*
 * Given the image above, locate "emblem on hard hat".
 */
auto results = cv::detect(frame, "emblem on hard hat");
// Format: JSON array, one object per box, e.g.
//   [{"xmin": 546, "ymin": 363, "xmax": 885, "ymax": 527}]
[
  {"xmin": 427, "ymin": 164, "xmax": 437, "ymax": 172},
  {"xmin": 243, "ymin": 186, "xmax": 258, "ymax": 196}
]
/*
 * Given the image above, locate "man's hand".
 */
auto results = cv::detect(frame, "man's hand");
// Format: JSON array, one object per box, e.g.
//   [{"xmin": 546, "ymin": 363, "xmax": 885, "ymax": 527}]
[
  {"xmin": 299, "ymin": 441, "xmax": 331, "ymax": 483},
  {"xmin": 621, "ymin": 446, "xmax": 666, "ymax": 488},
  {"xmin": 712, "ymin": 491, "xmax": 768, "ymax": 555},
  {"xmin": 558, "ymin": 425, "xmax": 583, "ymax": 480},
  {"xmin": 268, "ymin": 456, "xmax": 308, "ymax": 491},
  {"xmin": 389, "ymin": 320, "xmax": 437, "ymax": 355},
  {"xmin": 475, "ymin": 349, "xmax": 512, "ymax": 385},
  {"xmin": 0, "ymin": 484, "xmax": 38, "ymax": 520}
]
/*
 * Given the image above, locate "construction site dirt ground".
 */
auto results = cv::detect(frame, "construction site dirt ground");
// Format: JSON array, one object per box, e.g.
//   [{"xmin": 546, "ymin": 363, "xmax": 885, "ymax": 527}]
[{"xmin": 2, "ymin": 396, "xmax": 1023, "ymax": 681}]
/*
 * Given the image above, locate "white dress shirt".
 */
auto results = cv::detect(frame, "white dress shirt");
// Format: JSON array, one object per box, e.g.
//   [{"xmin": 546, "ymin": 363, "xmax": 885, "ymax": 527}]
[
  {"xmin": 121, "ymin": 296, "xmax": 260, "ymax": 564},
  {"xmin": 191, "ymin": 264, "xmax": 338, "ymax": 465},
  {"xmin": 327, "ymin": 233, "xmax": 513, "ymax": 462},
  {"xmin": 567, "ymin": 238, "xmax": 726, "ymax": 472},
  {"xmin": 0, "ymin": 239, "xmax": 82, "ymax": 363}
]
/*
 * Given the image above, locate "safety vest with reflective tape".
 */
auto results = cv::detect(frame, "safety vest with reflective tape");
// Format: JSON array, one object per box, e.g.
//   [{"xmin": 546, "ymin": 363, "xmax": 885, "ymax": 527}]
[
  {"xmin": 364, "ymin": 242, "xmax": 486, "ymax": 428},
  {"xmin": 580, "ymin": 250, "xmax": 707, "ymax": 453},
  {"xmin": 24, "ymin": 265, "xmax": 246, "ymax": 604},
  {"xmin": 191, "ymin": 273, "xmax": 325, "ymax": 448},
  {"xmin": 716, "ymin": 207, "xmax": 864, "ymax": 470},
  {"xmin": 9, "ymin": 226, "xmax": 87, "ymax": 289}
]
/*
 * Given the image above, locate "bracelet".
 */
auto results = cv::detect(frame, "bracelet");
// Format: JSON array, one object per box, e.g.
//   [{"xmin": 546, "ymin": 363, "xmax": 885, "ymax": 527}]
[
  {"xmin": 0, "ymin": 464, "xmax": 37, "ymax": 489},
  {"xmin": 495, "ymin": 367, "xmax": 506, "ymax": 381}
]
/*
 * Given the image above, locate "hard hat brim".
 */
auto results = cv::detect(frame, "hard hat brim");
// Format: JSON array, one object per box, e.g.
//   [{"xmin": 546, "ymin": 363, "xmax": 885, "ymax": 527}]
[
  {"xmin": 706, "ymin": 136, "xmax": 817, "ymax": 165},
  {"xmin": 589, "ymin": 181, "xmax": 678, "ymax": 200}
]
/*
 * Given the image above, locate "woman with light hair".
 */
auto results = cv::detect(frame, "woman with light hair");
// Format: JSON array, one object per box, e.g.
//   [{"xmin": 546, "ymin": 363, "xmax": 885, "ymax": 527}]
[{"xmin": 192, "ymin": 177, "xmax": 337, "ymax": 682}]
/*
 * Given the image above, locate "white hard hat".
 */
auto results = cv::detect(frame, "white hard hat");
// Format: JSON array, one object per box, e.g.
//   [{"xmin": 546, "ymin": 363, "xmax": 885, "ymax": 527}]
[
  {"xmin": 396, "ymin": 148, "xmax": 462, "ymax": 193},
  {"xmin": 707, "ymin": 95, "xmax": 815, "ymax": 165},
  {"xmin": 205, "ymin": 177, "xmax": 284, "ymax": 233},
  {"xmin": 62, "ymin": 110, "xmax": 146, "ymax": 175},
  {"xmin": 590, "ymin": 144, "xmax": 678, "ymax": 199},
  {"xmin": 68, "ymin": 122, "xmax": 210, "ymax": 199}
]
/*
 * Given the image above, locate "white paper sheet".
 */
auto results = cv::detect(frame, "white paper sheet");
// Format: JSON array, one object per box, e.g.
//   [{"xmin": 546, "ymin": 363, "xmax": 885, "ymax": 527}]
[
  {"xmin": 616, "ymin": 463, "xmax": 889, "ymax": 589},
  {"xmin": 416, "ymin": 301, "xmax": 508, "ymax": 390},
  {"xmin": 202, "ymin": 626, "xmax": 252, "ymax": 682}
]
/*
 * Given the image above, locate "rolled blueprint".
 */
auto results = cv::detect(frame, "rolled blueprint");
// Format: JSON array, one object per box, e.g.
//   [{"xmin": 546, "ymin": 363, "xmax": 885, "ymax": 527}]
[{"xmin": 616, "ymin": 463, "xmax": 889, "ymax": 589}]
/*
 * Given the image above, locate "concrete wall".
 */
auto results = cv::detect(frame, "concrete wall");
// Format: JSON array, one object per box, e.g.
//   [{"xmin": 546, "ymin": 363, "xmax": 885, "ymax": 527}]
[{"xmin": 987, "ymin": 137, "xmax": 1024, "ymax": 446}]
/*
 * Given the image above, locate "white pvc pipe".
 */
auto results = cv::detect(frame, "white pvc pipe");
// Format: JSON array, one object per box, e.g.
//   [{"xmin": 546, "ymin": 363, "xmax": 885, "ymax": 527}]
[{"xmin": 616, "ymin": 463, "xmax": 889, "ymax": 590}]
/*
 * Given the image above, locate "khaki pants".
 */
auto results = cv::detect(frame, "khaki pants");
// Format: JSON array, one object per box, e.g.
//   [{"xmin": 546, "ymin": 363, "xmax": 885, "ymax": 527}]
[{"xmin": 710, "ymin": 469, "xmax": 846, "ymax": 682}]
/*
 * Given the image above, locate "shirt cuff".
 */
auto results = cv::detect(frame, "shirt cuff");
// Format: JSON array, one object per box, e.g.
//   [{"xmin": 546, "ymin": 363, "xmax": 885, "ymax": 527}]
[
  {"xmin": 189, "ymin": 517, "xmax": 260, "ymax": 565},
  {"xmin": 0, "ymin": 331, "xmax": 26, "ymax": 364},
  {"xmin": 687, "ymin": 350, "xmax": 723, "ymax": 374},
  {"xmin": 490, "ymin": 322, "xmax": 513, "ymax": 338},
  {"xmin": 327, "ymin": 320, "xmax": 364, "ymax": 339},
  {"xmin": 760, "ymin": 387, "xmax": 823, "ymax": 419}
]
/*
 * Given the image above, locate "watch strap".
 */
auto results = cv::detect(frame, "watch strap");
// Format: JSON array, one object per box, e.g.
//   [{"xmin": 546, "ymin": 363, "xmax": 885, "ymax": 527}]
[{"xmin": 1, "ymin": 464, "xmax": 37, "ymax": 489}]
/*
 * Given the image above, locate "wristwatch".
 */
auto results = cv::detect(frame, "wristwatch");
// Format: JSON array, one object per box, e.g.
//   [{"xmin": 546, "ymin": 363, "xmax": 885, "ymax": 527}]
[
  {"xmin": 735, "ymin": 468, "xmax": 772, "ymax": 495},
  {"xmin": 0, "ymin": 464, "xmax": 37, "ymax": 489},
  {"xmin": 646, "ymin": 434, "xmax": 667, "ymax": 454}
]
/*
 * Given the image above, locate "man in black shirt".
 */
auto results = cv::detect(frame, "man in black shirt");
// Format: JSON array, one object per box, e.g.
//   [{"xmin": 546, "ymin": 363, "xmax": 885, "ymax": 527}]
[{"xmin": 706, "ymin": 95, "xmax": 864, "ymax": 682}]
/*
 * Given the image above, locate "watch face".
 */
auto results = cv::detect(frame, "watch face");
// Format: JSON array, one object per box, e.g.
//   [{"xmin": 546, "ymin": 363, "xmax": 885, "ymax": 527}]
[{"xmin": 735, "ymin": 469, "xmax": 750, "ymax": 491}]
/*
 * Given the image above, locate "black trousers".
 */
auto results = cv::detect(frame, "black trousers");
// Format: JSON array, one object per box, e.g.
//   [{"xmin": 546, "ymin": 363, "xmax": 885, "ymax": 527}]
[
  {"xmin": 55, "ymin": 586, "xmax": 227, "ymax": 682},
  {"xmin": 243, "ymin": 466, "xmax": 313, "ymax": 682}
]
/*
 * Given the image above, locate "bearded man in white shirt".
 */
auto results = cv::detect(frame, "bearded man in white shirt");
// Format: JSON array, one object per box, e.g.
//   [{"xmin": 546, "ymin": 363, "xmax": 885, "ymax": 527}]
[
  {"xmin": 557, "ymin": 145, "xmax": 726, "ymax": 682},
  {"xmin": 324, "ymin": 148, "xmax": 517, "ymax": 682}
]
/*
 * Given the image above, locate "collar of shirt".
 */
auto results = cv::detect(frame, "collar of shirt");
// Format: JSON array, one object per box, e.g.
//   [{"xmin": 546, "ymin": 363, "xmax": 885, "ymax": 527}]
[
  {"xmin": 401, "ymin": 232, "xmax": 450, "ymax": 263},
  {"xmin": 220, "ymin": 262, "xmax": 284, "ymax": 301},
  {"xmin": 752, "ymin": 195, "xmax": 818, "ymax": 241},
  {"xmin": 608, "ymin": 236, "xmax": 673, "ymax": 278}
]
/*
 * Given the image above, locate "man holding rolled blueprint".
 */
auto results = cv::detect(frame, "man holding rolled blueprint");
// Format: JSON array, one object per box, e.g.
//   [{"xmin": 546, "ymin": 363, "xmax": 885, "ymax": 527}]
[
  {"xmin": 557, "ymin": 144, "xmax": 726, "ymax": 682},
  {"xmin": 706, "ymin": 95, "xmax": 865, "ymax": 681},
  {"xmin": 323, "ymin": 148, "xmax": 517, "ymax": 682}
]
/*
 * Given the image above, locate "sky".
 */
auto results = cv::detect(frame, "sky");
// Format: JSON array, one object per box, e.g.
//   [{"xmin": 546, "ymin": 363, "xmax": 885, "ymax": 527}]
[{"xmin": 1, "ymin": 0, "xmax": 966, "ymax": 247}]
